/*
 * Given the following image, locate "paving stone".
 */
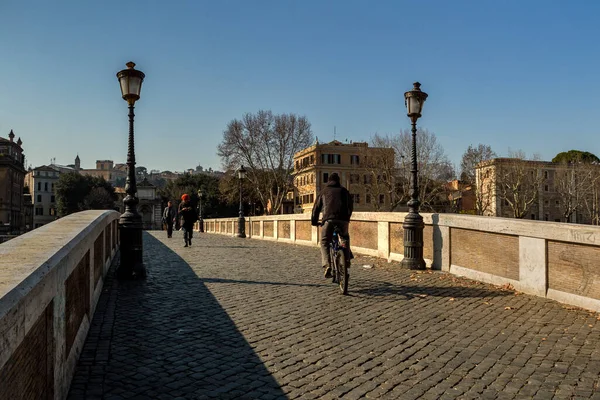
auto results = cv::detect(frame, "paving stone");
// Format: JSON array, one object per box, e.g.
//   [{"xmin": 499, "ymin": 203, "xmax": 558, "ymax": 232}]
[{"xmin": 66, "ymin": 231, "xmax": 600, "ymax": 398}]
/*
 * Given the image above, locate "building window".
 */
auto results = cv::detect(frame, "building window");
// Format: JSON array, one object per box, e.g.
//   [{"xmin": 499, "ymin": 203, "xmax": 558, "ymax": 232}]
[
  {"xmin": 51, "ymin": 183, "xmax": 54, "ymax": 191},
  {"xmin": 37, "ymin": 182, "xmax": 41, "ymax": 191},
  {"xmin": 555, "ymin": 219, "xmax": 561, "ymax": 222},
  {"xmin": 544, "ymin": 200, "xmax": 549, "ymax": 206},
  {"xmin": 544, "ymin": 214, "xmax": 549, "ymax": 221},
  {"xmin": 45, "ymin": 182, "xmax": 48, "ymax": 191},
  {"xmin": 544, "ymin": 171, "xmax": 548, "ymax": 179},
  {"xmin": 544, "ymin": 185, "xmax": 549, "ymax": 192},
  {"xmin": 35, "ymin": 207, "xmax": 44, "ymax": 216},
  {"xmin": 310, "ymin": 193, "xmax": 314, "ymax": 203},
  {"xmin": 366, "ymin": 194, "xmax": 371, "ymax": 204},
  {"xmin": 350, "ymin": 174, "xmax": 359, "ymax": 184},
  {"xmin": 50, "ymin": 208, "xmax": 57, "ymax": 216},
  {"xmin": 350, "ymin": 155, "xmax": 360, "ymax": 165},
  {"xmin": 51, "ymin": 195, "xmax": 55, "ymax": 203},
  {"xmin": 555, "ymin": 200, "xmax": 559, "ymax": 206},
  {"xmin": 355, "ymin": 194, "xmax": 360, "ymax": 204},
  {"xmin": 323, "ymin": 173, "xmax": 329, "ymax": 183},
  {"xmin": 531, "ymin": 214, "xmax": 536, "ymax": 220},
  {"xmin": 37, "ymin": 195, "xmax": 42, "ymax": 203},
  {"xmin": 504, "ymin": 199, "xmax": 509, "ymax": 206},
  {"xmin": 379, "ymin": 194, "xmax": 385, "ymax": 204}
]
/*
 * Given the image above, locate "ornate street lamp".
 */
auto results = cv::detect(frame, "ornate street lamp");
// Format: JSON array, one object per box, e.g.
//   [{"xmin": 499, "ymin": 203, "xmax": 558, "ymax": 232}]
[
  {"xmin": 237, "ymin": 165, "xmax": 247, "ymax": 238},
  {"xmin": 197, "ymin": 189, "xmax": 204, "ymax": 232},
  {"xmin": 401, "ymin": 82, "xmax": 428, "ymax": 270},
  {"xmin": 116, "ymin": 61, "xmax": 146, "ymax": 279}
]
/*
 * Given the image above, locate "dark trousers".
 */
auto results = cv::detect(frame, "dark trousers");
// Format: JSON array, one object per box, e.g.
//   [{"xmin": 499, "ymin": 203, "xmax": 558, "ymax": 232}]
[
  {"xmin": 183, "ymin": 224, "xmax": 194, "ymax": 244},
  {"xmin": 166, "ymin": 223, "xmax": 173, "ymax": 238},
  {"xmin": 320, "ymin": 220, "xmax": 350, "ymax": 268}
]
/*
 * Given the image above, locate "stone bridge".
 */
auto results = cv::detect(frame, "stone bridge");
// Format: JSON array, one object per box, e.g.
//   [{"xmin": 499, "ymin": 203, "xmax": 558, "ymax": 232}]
[{"xmin": 2, "ymin": 212, "xmax": 600, "ymax": 399}]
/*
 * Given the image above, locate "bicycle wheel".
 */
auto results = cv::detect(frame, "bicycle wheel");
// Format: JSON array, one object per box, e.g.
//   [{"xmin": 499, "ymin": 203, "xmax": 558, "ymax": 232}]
[{"xmin": 336, "ymin": 250, "xmax": 348, "ymax": 295}]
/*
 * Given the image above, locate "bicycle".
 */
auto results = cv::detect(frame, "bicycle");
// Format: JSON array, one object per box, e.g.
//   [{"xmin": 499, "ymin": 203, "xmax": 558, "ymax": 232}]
[{"xmin": 322, "ymin": 222, "xmax": 350, "ymax": 295}]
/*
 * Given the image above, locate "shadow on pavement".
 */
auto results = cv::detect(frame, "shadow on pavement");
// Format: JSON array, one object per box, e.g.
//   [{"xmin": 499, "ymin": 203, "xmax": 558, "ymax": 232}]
[
  {"xmin": 200, "ymin": 277, "xmax": 326, "ymax": 288},
  {"xmin": 68, "ymin": 233, "xmax": 287, "ymax": 400},
  {"xmin": 353, "ymin": 279, "xmax": 514, "ymax": 299}
]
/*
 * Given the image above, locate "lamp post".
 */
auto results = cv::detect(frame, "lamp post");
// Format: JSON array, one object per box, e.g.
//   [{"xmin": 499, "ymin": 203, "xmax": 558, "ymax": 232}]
[
  {"xmin": 197, "ymin": 189, "xmax": 204, "ymax": 232},
  {"xmin": 116, "ymin": 61, "xmax": 146, "ymax": 279},
  {"xmin": 237, "ymin": 165, "xmax": 247, "ymax": 238},
  {"xmin": 401, "ymin": 82, "xmax": 428, "ymax": 270}
]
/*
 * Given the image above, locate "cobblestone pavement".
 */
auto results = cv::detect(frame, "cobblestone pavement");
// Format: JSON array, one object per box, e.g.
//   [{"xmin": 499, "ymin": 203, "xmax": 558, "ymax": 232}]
[{"xmin": 68, "ymin": 231, "xmax": 600, "ymax": 399}]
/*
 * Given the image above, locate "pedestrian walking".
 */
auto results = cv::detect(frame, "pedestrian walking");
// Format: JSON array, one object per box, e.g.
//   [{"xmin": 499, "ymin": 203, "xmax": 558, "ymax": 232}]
[
  {"xmin": 162, "ymin": 201, "xmax": 177, "ymax": 238},
  {"xmin": 178, "ymin": 194, "xmax": 198, "ymax": 247}
]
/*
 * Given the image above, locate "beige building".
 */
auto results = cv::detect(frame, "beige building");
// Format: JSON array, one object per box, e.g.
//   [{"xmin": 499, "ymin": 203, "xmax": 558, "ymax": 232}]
[
  {"xmin": 24, "ymin": 165, "xmax": 60, "ymax": 228},
  {"xmin": 0, "ymin": 130, "xmax": 27, "ymax": 233},
  {"xmin": 476, "ymin": 158, "xmax": 600, "ymax": 224},
  {"xmin": 292, "ymin": 140, "xmax": 395, "ymax": 213},
  {"xmin": 80, "ymin": 159, "xmax": 127, "ymax": 187}
]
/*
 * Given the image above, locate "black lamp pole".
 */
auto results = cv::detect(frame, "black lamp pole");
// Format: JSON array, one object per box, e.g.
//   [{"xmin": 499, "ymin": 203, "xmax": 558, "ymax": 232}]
[
  {"xmin": 237, "ymin": 165, "xmax": 247, "ymax": 238},
  {"xmin": 116, "ymin": 62, "xmax": 146, "ymax": 279},
  {"xmin": 401, "ymin": 82, "xmax": 428, "ymax": 270},
  {"xmin": 197, "ymin": 189, "xmax": 204, "ymax": 232}
]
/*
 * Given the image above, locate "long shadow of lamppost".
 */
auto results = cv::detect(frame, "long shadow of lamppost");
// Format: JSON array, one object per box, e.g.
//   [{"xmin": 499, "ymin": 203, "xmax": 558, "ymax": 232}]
[
  {"xmin": 116, "ymin": 61, "xmax": 146, "ymax": 279},
  {"xmin": 400, "ymin": 82, "xmax": 428, "ymax": 270}
]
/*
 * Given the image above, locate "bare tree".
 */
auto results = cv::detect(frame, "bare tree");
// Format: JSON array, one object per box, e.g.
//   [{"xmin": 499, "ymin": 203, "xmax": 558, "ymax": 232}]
[
  {"xmin": 370, "ymin": 129, "xmax": 454, "ymax": 212},
  {"xmin": 460, "ymin": 144, "xmax": 496, "ymax": 183},
  {"xmin": 581, "ymin": 169, "xmax": 600, "ymax": 225},
  {"xmin": 554, "ymin": 162, "xmax": 598, "ymax": 223},
  {"xmin": 362, "ymin": 137, "xmax": 404, "ymax": 211},
  {"xmin": 217, "ymin": 110, "xmax": 313, "ymax": 214},
  {"xmin": 495, "ymin": 150, "xmax": 543, "ymax": 219}
]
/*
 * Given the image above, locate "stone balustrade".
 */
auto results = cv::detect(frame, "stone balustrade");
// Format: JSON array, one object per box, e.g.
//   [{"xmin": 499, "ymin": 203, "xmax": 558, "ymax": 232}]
[
  {"xmin": 201, "ymin": 212, "xmax": 600, "ymax": 312},
  {"xmin": 0, "ymin": 210, "xmax": 120, "ymax": 400}
]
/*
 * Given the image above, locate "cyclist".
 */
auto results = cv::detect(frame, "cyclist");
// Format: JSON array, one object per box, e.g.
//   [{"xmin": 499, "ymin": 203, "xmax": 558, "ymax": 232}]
[{"xmin": 311, "ymin": 173, "xmax": 353, "ymax": 278}]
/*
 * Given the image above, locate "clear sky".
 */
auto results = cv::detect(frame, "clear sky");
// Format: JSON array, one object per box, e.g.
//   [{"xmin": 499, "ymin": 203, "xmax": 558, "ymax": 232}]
[{"xmin": 1, "ymin": 0, "xmax": 599, "ymax": 174}]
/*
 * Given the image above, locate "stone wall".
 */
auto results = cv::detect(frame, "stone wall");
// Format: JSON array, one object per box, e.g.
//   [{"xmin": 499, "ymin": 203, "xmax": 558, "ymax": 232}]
[
  {"xmin": 0, "ymin": 210, "xmax": 120, "ymax": 400},
  {"xmin": 202, "ymin": 212, "xmax": 600, "ymax": 313}
]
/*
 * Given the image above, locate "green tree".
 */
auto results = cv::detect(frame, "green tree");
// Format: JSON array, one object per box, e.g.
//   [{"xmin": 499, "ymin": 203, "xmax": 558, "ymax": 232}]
[
  {"xmin": 55, "ymin": 173, "xmax": 117, "ymax": 216},
  {"xmin": 158, "ymin": 173, "xmax": 234, "ymax": 218},
  {"xmin": 552, "ymin": 150, "xmax": 600, "ymax": 164}
]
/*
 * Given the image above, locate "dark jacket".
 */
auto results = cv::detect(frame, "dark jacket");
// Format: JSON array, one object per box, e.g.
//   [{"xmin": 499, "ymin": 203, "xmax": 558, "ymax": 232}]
[
  {"xmin": 311, "ymin": 180, "xmax": 353, "ymax": 225},
  {"xmin": 178, "ymin": 201, "xmax": 198, "ymax": 228},
  {"xmin": 163, "ymin": 206, "xmax": 176, "ymax": 224}
]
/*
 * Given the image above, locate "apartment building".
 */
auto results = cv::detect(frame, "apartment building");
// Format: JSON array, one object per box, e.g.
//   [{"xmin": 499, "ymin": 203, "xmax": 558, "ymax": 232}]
[
  {"xmin": 24, "ymin": 165, "xmax": 60, "ymax": 228},
  {"xmin": 476, "ymin": 158, "xmax": 600, "ymax": 223},
  {"xmin": 0, "ymin": 130, "xmax": 27, "ymax": 232},
  {"xmin": 293, "ymin": 140, "xmax": 395, "ymax": 213}
]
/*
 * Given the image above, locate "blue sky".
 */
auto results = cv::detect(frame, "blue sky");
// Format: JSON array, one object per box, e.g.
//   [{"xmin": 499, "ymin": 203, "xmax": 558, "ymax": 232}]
[{"xmin": 1, "ymin": 0, "xmax": 599, "ymax": 174}]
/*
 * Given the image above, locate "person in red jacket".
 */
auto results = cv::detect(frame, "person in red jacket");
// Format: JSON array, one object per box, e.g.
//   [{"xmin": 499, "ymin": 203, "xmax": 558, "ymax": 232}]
[
  {"xmin": 311, "ymin": 173, "xmax": 353, "ymax": 278},
  {"xmin": 178, "ymin": 194, "xmax": 198, "ymax": 247}
]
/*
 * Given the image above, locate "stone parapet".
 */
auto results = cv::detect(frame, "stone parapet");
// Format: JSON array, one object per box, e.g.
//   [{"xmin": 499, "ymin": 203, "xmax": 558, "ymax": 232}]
[
  {"xmin": 202, "ymin": 212, "xmax": 600, "ymax": 312},
  {"xmin": 0, "ymin": 210, "xmax": 120, "ymax": 400}
]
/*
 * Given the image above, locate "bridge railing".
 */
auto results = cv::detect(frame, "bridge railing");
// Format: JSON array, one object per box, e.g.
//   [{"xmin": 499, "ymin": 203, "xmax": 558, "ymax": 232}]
[
  {"xmin": 0, "ymin": 210, "xmax": 120, "ymax": 400},
  {"xmin": 200, "ymin": 212, "xmax": 600, "ymax": 313}
]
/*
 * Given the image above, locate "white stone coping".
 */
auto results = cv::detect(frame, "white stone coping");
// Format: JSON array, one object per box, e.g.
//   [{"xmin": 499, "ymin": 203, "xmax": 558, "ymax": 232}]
[
  {"xmin": 205, "ymin": 212, "xmax": 600, "ymax": 245},
  {"xmin": 0, "ymin": 210, "xmax": 120, "ymax": 318}
]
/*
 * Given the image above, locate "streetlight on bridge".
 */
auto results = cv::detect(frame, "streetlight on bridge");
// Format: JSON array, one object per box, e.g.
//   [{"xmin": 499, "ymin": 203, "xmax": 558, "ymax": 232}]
[
  {"xmin": 400, "ymin": 82, "xmax": 428, "ymax": 270},
  {"xmin": 116, "ymin": 61, "xmax": 146, "ymax": 279},
  {"xmin": 237, "ymin": 165, "xmax": 247, "ymax": 238},
  {"xmin": 197, "ymin": 189, "xmax": 204, "ymax": 232}
]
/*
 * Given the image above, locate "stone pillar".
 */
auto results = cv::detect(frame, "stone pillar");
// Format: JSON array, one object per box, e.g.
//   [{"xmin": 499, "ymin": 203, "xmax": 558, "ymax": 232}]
[
  {"xmin": 290, "ymin": 220, "xmax": 296, "ymax": 243},
  {"xmin": 377, "ymin": 221, "xmax": 389, "ymax": 259},
  {"xmin": 434, "ymin": 226, "xmax": 450, "ymax": 271},
  {"xmin": 519, "ymin": 236, "xmax": 546, "ymax": 296}
]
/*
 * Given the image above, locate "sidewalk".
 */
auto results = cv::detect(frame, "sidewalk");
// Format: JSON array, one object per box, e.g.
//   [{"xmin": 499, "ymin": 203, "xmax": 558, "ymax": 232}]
[{"xmin": 68, "ymin": 231, "xmax": 600, "ymax": 399}]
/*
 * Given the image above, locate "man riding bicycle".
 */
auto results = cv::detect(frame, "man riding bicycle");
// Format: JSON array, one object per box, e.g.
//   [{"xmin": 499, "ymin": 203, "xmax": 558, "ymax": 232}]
[{"xmin": 311, "ymin": 173, "xmax": 353, "ymax": 278}]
